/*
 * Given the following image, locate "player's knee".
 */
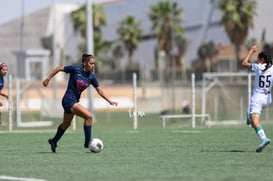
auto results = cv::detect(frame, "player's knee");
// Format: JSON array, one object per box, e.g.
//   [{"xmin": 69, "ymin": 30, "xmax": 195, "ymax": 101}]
[{"xmin": 85, "ymin": 114, "xmax": 93, "ymax": 125}]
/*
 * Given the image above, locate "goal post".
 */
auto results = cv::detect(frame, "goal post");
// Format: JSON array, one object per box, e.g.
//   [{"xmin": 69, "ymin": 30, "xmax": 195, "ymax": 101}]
[
  {"xmin": 132, "ymin": 72, "xmax": 138, "ymax": 130},
  {"xmin": 191, "ymin": 73, "xmax": 196, "ymax": 128},
  {"xmin": 8, "ymin": 75, "xmax": 13, "ymax": 131},
  {"xmin": 201, "ymin": 72, "xmax": 254, "ymax": 125}
]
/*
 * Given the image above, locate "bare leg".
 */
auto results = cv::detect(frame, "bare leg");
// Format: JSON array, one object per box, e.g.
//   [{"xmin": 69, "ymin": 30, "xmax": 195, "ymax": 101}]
[
  {"xmin": 71, "ymin": 103, "xmax": 93, "ymax": 147},
  {"xmin": 71, "ymin": 103, "xmax": 92, "ymax": 125},
  {"xmin": 48, "ymin": 112, "xmax": 75, "ymax": 152},
  {"xmin": 251, "ymin": 113, "xmax": 270, "ymax": 152},
  {"xmin": 251, "ymin": 114, "xmax": 261, "ymax": 129},
  {"xmin": 60, "ymin": 112, "xmax": 75, "ymax": 129},
  {"xmin": 251, "ymin": 114, "xmax": 266, "ymax": 140}
]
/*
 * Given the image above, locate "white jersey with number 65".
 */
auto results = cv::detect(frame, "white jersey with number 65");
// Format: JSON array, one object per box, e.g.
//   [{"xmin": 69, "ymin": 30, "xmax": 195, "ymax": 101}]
[{"xmin": 250, "ymin": 63, "xmax": 273, "ymax": 114}]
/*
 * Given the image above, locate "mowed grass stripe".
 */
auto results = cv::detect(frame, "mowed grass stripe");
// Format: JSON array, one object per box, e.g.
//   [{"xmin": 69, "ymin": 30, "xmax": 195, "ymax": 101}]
[{"xmin": 0, "ymin": 126, "xmax": 273, "ymax": 181}]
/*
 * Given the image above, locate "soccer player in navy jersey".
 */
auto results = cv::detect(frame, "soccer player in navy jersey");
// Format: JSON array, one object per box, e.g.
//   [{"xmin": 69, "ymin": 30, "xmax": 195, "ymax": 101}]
[
  {"xmin": 42, "ymin": 54, "xmax": 118, "ymax": 153},
  {"xmin": 0, "ymin": 63, "xmax": 9, "ymax": 125}
]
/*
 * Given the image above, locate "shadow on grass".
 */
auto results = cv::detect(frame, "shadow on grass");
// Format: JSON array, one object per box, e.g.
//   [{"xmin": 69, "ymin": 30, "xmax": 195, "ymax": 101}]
[
  {"xmin": 37, "ymin": 151, "xmax": 56, "ymax": 154},
  {"xmin": 201, "ymin": 149, "xmax": 250, "ymax": 153}
]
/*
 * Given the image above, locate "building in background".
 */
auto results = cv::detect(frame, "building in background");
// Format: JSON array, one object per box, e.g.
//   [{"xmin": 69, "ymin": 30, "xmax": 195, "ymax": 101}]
[
  {"xmin": 0, "ymin": 0, "xmax": 272, "ymax": 81},
  {"xmin": 0, "ymin": 3, "xmax": 81, "ymax": 80}
]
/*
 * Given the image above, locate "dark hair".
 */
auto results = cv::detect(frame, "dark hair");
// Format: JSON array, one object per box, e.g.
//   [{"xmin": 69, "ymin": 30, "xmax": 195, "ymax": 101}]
[
  {"xmin": 0, "ymin": 63, "xmax": 7, "ymax": 69},
  {"xmin": 81, "ymin": 54, "xmax": 94, "ymax": 63},
  {"xmin": 258, "ymin": 51, "xmax": 272, "ymax": 71}
]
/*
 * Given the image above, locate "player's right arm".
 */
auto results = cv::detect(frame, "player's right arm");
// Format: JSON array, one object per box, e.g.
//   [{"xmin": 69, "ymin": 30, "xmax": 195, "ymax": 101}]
[
  {"xmin": 42, "ymin": 66, "xmax": 64, "ymax": 87},
  {"xmin": 242, "ymin": 45, "xmax": 258, "ymax": 69},
  {"xmin": 0, "ymin": 89, "xmax": 8, "ymax": 99}
]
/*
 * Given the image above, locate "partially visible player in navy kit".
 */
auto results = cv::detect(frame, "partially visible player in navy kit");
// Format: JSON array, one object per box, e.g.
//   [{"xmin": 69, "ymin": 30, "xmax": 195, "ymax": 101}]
[
  {"xmin": 42, "ymin": 54, "xmax": 118, "ymax": 153},
  {"xmin": 0, "ymin": 63, "xmax": 9, "ymax": 125},
  {"xmin": 242, "ymin": 45, "xmax": 272, "ymax": 152}
]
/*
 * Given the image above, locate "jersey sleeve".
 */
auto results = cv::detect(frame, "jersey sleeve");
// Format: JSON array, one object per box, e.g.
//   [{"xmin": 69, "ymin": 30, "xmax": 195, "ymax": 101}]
[
  {"xmin": 63, "ymin": 66, "xmax": 76, "ymax": 73},
  {"xmin": 251, "ymin": 63, "xmax": 267, "ymax": 72},
  {"xmin": 91, "ymin": 75, "xmax": 99, "ymax": 88},
  {"xmin": 251, "ymin": 64, "xmax": 259, "ymax": 71},
  {"xmin": 249, "ymin": 64, "xmax": 253, "ymax": 71},
  {"xmin": 250, "ymin": 64, "xmax": 256, "ymax": 71}
]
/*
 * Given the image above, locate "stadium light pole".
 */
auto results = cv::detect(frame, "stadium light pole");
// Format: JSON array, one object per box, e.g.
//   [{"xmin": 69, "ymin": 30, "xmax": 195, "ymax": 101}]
[
  {"xmin": 19, "ymin": 0, "xmax": 25, "ymax": 51},
  {"xmin": 170, "ymin": 0, "xmax": 176, "ymax": 113},
  {"xmin": 86, "ymin": 0, "xmax": 96, "ymax": 121},
  {"xmin": 52, "ymin": 0, "xmax": 58, "ymax": 101}
]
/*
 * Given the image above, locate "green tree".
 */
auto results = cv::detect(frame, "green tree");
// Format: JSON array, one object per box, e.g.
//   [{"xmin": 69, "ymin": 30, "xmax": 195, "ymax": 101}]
[
  {"xmin": 111, "ymin": 41, "xmax": 126, "ymax": 81},
  {"xmin": 197, "ymin": 41, "xmax": 218, "ymax": 72},
  {"xmin": 217, "ymin": 0, "xmax": 256, "ymax": 71},
  {"xmin": 173, "ymin": 32, "xmax": 188, "ymax": 79},
  {"xmin": 116, "ymin": 15, "xmax": 142, "ymax": 66},
  {"xmin": 149, "ymin": 0, "xmax": 184, "ymax": 69},
  {"xmin": 71, "ymin": 3, "xmax": 107, "ymax": 55}
]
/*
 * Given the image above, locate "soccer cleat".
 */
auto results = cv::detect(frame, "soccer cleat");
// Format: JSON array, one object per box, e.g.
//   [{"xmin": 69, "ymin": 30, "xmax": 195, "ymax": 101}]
[
  {"xmin": 246, "ymin": 110, "xmax": 251, "ymax": 125},
  {"xmin": 48, "ymin": 139, "xmax": 57, "ymax": 153},
  {"xmin": 256, "ymin": 138, "xmax": 271, "ymax": 153},
  {"xmin": 84, "ymin": 140, "xmax": 91, "ymax": 148}
]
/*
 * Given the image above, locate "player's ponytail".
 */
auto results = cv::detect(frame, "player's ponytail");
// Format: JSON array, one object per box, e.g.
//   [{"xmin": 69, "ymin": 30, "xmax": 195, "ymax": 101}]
[{"xmin": 259, "ymin": 52, "xmax": 272, "ymax": 71}]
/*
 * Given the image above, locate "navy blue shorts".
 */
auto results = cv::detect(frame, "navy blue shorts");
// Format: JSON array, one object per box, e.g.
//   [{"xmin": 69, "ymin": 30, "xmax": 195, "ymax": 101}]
[{"xmin": 62, "ymin": 95, "xmax": 78, "ymax": 113}]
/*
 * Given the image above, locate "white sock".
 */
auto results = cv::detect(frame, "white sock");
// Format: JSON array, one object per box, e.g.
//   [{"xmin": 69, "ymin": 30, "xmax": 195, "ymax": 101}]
[{"xmin": 256, "ymin": 129, "xmax": 266, "ymax": 141}]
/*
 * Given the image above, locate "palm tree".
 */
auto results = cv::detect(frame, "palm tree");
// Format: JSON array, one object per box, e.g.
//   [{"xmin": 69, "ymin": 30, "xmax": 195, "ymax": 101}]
[
  {"xmin": 149, "ymin": 0, "xmax": 184, "ymax": 69},
  {"xmin": 111, "ymin": 41, "xmax": 126, "ymax": 82},
  {"xmin": 71, "ymin": 5, "xmax": 86, "ymax": 38},
  {"xmin": 217, "ymin": 0, "xmax": 256, "ymax": 71},
  {"xmin": 116, "ymin": 15, "xmax": 142, "ymax": 67},
  {"xmin": 197, "ymin": 41, "xmax": 218, "ymax": 72},
  {"xmin": 92, "ymin": 4, "xmax": 106, "ymax": 33},
  {"xmin": 71, "ymin": 3, "xmax": 107, "ymax": 55},
  {"xmin": 173, "ymin": 32, "xmax": 188, "ymax": 80}
]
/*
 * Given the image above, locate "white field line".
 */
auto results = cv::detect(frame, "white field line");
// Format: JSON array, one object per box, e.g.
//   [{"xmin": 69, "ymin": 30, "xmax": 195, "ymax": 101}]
[
  {"xmin": 126, "ymin": 130, "xmax": 140, "ymax": 134},
  {"xmin": 0, "ymin": 130, "xmax": 55, "ymax": 134},
  {"xmin": 0, "ymin": 175, "xmax": 46, "ymax": 181},
  {"xmin": 0, "ymin": 129, "xmax": 76, "ymax": 134},
  {"xmin": 171, "ymin": 130, "xmax": 202, "ymax": 133}
]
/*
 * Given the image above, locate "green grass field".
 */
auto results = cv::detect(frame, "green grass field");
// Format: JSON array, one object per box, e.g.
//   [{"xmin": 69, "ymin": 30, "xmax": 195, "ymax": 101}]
[{"xmin": 0, "ymin": 112, "xmax": 273, "ymax": 181}]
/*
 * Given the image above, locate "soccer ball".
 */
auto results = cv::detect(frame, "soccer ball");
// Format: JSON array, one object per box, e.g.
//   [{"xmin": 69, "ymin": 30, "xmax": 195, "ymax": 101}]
[{"xmin": 89, "ymin": 138, "xmax": 104, "ymax": 153}]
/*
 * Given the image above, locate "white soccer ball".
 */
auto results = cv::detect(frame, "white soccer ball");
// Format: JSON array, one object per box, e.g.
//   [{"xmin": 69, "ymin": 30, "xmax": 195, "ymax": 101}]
[{"xmin": 89, "ymin": 138, "xmax": 104, "ymax": 153}]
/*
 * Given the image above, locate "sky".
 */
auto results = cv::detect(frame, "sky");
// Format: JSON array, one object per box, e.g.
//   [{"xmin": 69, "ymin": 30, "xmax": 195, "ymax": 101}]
[{"xmin": 0, "ymin": 0, "xmax": 110, "ymax": 25}]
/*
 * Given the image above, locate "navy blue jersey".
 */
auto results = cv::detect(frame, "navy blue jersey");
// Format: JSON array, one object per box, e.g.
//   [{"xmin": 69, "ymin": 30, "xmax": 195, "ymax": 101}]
[
  {"xmin": 0, "ymin": 77, "xmax": 4, "ymax": 90},
  {"xmin": 63, "ymin": 65, "xmax": 99, "ymax": 101}
]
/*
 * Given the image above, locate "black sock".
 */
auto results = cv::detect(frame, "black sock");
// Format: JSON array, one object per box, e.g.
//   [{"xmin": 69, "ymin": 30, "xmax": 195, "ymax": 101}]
[
  {"xmin": 52, "ymin": 125, "xmax": 65, "ymax": 144},
  {"xmin": 84, "ymin": 125, "xmax": 92, "ymax": 147}
]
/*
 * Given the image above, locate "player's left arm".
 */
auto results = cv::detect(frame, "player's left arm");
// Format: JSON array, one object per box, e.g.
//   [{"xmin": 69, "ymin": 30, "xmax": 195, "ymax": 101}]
[{"xmin": 95, "ymin": 86, "xmax": 118, "ymax": 106}]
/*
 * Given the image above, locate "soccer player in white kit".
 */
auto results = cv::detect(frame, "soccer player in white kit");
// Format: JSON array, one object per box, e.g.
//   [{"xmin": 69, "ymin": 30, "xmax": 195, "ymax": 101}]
[{"xmin": 242, "ymin": 45, "xmax": 272, "ymax": 152}]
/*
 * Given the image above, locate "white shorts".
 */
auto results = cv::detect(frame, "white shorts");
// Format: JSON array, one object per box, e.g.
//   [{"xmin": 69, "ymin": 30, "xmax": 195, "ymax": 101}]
[{"xmin": 250, "ymin": 92, "xmax": 272, "ymax": 114}]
